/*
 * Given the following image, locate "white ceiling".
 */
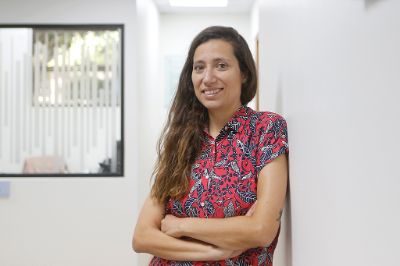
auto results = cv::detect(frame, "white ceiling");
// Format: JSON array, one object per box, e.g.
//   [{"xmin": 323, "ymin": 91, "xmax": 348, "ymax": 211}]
[{"xmin": 153, "ymin": 0, "xmax": 256, "ymax": 14}]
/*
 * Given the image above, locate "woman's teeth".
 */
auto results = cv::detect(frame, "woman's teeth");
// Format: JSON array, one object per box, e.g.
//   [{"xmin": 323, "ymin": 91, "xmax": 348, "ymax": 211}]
[{"xmin": 203, "ymin": 88, "xmax": 222, "ymax": 95}]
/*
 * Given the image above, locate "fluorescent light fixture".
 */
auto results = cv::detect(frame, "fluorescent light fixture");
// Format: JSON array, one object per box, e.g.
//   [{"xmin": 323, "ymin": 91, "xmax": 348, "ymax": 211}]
[{"xmin": 169, "ymin": 0, "xmax": 228, "ymax": 8}]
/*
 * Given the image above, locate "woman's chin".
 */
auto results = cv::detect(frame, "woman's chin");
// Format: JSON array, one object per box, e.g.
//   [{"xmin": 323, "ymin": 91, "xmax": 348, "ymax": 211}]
[{"xmin": 200, "ymin": 101, "xmax": 222, "ymax": 111}]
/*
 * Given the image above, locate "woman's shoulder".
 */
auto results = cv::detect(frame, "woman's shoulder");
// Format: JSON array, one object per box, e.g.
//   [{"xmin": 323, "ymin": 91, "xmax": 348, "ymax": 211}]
[{"xmin": 246, "ymin": 107, "xmax": 287, "ymax": 125}]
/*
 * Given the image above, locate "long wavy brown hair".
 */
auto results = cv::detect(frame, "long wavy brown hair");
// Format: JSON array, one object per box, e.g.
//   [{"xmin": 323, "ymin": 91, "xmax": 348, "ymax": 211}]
[{"xmin": 151, "ymin": 26, "xmax": 258, "ymax": 203}]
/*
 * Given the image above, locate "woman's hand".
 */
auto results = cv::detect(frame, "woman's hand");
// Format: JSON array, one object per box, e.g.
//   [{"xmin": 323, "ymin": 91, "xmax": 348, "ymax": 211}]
[
  {"xmin": 210, "ymin": 245, "xmax": 244, "ymax": 260},
  {"xmin": 161, "ymin": 214, "xmax": 184, "ymax": 238},
  {"xmin": 246, "ymin": 201, "xmax": 257, "ymax": 216}
]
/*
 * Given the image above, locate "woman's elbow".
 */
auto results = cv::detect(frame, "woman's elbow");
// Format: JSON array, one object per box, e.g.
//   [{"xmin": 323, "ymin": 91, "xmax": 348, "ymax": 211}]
[
  {"xmin": 132, "ymin": 231, "xmax": 146, "ymax": 253},
  {"xmin": 132, "ymin": 235, "xmax": 141, "ymax": 253},
  {"xmin": 255, "ymin": 224, "xmax": 279, "ymax": 247},
  {"xmin": 257, "ymin": 235, "xmax": 274, "ymax": 247}
]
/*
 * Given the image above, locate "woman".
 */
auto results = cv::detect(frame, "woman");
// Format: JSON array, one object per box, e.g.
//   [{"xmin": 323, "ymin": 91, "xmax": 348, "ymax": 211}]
[{"xmin": 133, "ymin": 26, "xmax": 289, "ymax": 265}]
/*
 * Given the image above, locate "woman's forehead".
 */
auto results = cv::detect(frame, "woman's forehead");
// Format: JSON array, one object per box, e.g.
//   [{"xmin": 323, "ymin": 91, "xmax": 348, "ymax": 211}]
[{"xmin": 193, "ymin": 39, "xmax": 236, "ymax": 62}]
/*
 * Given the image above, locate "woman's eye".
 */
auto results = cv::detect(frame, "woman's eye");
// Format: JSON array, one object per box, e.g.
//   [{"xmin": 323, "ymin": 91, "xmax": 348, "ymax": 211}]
[
  {"xmin": 217, "ymin": 63, "xmax": 227, "ymax": 70},
  {"xmin": 193, "ymin": 65, "xmax": 204, "ymax": 73}
]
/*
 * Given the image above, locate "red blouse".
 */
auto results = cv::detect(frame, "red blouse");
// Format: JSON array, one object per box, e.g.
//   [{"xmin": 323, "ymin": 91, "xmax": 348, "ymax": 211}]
[{"xmin": 150, "ymin": 106, "xmax": 289, "ymax": 266}]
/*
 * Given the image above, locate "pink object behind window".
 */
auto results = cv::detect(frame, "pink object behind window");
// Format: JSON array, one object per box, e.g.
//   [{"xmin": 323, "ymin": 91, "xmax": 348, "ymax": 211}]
[{"xmin": 23, "ymin": 156, "xmax": 68, "ymax": 174}]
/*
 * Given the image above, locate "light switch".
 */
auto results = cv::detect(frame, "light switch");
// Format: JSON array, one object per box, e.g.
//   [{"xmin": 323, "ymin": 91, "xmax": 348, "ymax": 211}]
[{"xmin": 0, "ymin": 181, "xmax": 10, "ymax": 198}]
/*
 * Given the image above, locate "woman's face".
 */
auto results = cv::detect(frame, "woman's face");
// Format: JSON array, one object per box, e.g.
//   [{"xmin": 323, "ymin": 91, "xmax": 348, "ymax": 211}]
[{"xmin": 192, "ymin": 39, "xmax": 244, "ymax": 115}]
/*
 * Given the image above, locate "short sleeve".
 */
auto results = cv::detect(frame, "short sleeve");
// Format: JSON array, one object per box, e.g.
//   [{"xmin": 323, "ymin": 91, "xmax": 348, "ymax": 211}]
[{"xmin": 255, "ymin": 113, "xmax": 289, "ymax": 172}]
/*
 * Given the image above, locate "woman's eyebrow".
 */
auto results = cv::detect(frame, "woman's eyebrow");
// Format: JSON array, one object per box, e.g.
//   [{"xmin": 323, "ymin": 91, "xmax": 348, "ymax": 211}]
[
  {"xmin": 194, "ymin": 57, "xmax": 230, "ymax": 63},
  {"xmin": 193, "ymin": 59, "xmax": 205, "ymax": 64},
  {"xmin": 213, "ymin": 57, "xmax": 228, "ymax": 61}
]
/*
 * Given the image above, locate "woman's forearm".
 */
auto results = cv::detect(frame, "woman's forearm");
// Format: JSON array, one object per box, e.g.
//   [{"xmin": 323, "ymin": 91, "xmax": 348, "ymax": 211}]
[
  {"xmin": 161, "ymin": 201, "xmax": 281, "ymax": 250},
  {"xmin": 179, "ymin": 214, "xmax": 279, "ymax": 250},
  {"xmin": 133, "ymin": 225, "xmax": 236, "ymax": 261}
]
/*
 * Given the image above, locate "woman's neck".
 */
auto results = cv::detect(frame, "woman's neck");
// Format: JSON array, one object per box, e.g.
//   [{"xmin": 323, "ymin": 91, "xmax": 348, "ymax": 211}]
[{"xmin": 208, "ymin": 104, "xmax": 241, "ymax": 138}]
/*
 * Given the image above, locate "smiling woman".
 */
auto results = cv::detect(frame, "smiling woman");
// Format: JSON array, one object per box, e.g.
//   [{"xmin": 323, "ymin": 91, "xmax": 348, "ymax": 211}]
[
  {"xmin": 133, "ymin": 26, "xmax": 289, "ymax": 265},
  {"xmin": 0, "ymin": 25, "xmax": 124, "ymax": 176}
]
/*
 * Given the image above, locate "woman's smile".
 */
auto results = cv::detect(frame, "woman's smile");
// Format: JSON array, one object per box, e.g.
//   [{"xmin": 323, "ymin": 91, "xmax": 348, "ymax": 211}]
[{"xmin": 202, "ymin": 88, "xmax": 223, "ymax": 96}]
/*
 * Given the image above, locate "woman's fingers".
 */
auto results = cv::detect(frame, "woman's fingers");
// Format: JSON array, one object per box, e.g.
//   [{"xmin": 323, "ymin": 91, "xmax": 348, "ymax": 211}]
[{"xmin": 245, "ymin": 201, "xmax": 257, "ymax": 216}]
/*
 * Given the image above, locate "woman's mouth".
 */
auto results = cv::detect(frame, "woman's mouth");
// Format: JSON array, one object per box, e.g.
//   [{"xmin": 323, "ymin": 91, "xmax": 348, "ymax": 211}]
[{"xmin": 202, "ymin": 88, "xmax": 223, "ymax": 96}]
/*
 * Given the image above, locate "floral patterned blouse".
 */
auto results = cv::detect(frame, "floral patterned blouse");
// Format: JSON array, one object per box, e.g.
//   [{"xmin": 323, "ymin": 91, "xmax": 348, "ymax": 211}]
[{"xmin": 150, "ymin": 106, "xmax": 289, "ymax": 266}]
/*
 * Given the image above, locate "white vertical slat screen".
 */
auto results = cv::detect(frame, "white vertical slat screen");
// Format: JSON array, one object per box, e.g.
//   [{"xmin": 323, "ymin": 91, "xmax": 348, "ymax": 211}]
[
  {"xmin": 0, "ymin": 27, "xmax": 122, "ymax": 174},
  {"xmin": 79, "ymin": 44, "xmax": 85, "ymax": 171},
  {"xmin": 0, "ymin": 39, "xmax": 3, "ymax": 160},
  {"xmin": 53, "ymin": 32, "xmax": 59, "ymax": 156},
  {"xmin": 41, "ymin": 36, "xmax": 47, "ymax": 155},
  {"xmin": 15, "ymin": 61, "xmax": 21, "ymax": 163},
  {"xmin": 111, "ymin": 41, "xmax": 119, "ymax": 173},
  {"xmin": 33, "ymin": 40, "xmax": 40, "ymax": 149},
  {"xmin": 9, "ymin": 37, "xmax": 15, "ymax": 164},
  {"xmin": 60, "ymin": 33, "xmax": 66, "ymax": 158},
  {"xmin": 22, "ymin": 54, "xmax": 28, "ymax": 152},
  {"xmin": 92, "ymin": 61, "xmax": 98, "ymax": 147},
  {"xmin": 0, "ymin": 39, "xmax": 3, "ymax": 159},
  {"xmin": 103, "ymin": 41, "xmax": 110, "ymax": 169}
]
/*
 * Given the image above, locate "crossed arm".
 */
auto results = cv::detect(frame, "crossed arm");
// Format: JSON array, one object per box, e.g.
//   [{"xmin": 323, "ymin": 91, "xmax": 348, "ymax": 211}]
[
  {"xmin": 132, "ymin": 195, "xmax": 238, "ymax": 261},
  {"xmin": 132, "ymin": 154, "xmax": 288, "ymax": 260}
]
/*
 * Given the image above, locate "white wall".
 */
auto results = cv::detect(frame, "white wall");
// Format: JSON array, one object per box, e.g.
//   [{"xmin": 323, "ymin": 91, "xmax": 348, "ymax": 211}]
[
  {"xmin": 160, "ymin": 13, "xmax": 251, "ymax": 55},
  {"xmin": 258, "ymin": 0, "xmax": 400, "ymax": 265},
  {"xmin": 250, "ymin": 0, "xmax": 259, "ymax": 49},
  {"xmin": 0, "ymin": 0, "xmax": 139, "ymax": 265},
  {"xmin": 135, "ymin": 0, "xmax": 161, "ymax": 264}
]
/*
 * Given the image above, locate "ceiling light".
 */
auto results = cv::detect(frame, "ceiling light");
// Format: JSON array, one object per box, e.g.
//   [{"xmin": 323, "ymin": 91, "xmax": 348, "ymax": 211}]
[{"xmin": 169, "ymin": 0, "xmax": 228, "ymax": 8}]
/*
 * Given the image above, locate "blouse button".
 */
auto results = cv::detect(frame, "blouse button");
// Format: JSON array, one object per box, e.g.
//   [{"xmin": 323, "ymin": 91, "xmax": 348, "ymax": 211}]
[{"xmin": 200, "ymin": 202, "xmax": 205, "ymax": 207}]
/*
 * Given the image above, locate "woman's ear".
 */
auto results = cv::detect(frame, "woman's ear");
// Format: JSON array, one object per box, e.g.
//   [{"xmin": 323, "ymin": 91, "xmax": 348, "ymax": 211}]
[{"xmin": 241, "ymin": 73, "xmax": 248, "ymax": 84}]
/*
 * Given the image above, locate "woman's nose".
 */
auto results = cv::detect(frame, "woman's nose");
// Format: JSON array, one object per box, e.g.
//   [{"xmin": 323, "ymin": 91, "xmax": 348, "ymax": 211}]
[{"xmin": 203, "ymin": 68, "xmax": 216, "ymax": 84}]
